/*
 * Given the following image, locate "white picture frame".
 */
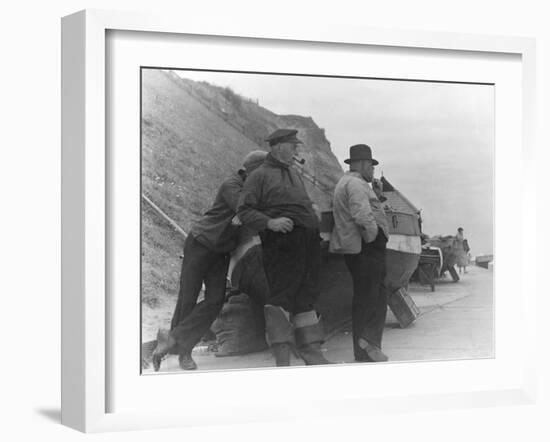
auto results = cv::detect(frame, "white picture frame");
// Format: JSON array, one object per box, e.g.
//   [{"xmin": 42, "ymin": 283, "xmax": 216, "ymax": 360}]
[{"xmin": 61, "ymin": 9, "xmax": 537, "ymax": 433}]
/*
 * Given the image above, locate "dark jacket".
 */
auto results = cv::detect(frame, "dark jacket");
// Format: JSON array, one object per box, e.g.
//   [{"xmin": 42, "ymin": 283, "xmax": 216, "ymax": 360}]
[
  {"xmin": 191, "ymin": 172, "xmax": 244, "ymax": 253},
  {"xmin": 237, "ymin": 153, "xmax": 319, "ymax": 231}
]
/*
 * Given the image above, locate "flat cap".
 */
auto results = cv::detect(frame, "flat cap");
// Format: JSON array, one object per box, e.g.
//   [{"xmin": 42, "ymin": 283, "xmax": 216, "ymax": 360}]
[{"xmin": 265, "ymin": 128, "xmax": 303, "ymax": 146}]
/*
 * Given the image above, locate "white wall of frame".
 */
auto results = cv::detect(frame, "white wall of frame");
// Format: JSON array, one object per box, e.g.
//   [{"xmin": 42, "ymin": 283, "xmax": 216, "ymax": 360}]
[{"xmin": 1, "ymin": 0, "xmax": 549, "ymax": 441}]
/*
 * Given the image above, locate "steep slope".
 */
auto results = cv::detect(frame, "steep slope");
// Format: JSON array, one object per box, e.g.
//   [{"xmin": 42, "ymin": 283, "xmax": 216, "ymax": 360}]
[
  {"xmin": 168, "ymin": 72, "xmax": 343, "ymax": 207},
  {"xmin": 141, "ymin": 69, "xmax": 344, "ymax": 339}
]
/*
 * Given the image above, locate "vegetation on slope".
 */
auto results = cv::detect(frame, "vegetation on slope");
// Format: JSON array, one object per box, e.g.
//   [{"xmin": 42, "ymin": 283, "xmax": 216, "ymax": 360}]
[{"xmin": 141, "ymin": 69, "xmax": 344, "ymax": 340}]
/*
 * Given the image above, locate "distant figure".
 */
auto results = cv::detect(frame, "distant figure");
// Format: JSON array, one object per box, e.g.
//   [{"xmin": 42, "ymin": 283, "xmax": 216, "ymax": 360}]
[{"xmin": 455, "ymin": 227, "xmax": 470, "ymax": 274}]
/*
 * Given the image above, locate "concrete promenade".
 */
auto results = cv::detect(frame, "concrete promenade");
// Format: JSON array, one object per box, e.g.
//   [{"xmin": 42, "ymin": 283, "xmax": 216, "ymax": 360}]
[{"xmin": 146, "ymin": 265, "xmax": 493, "ymax": 373}]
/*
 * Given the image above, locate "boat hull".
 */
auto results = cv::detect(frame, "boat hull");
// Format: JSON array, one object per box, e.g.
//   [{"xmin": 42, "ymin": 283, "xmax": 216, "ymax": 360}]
[
  {"xmin": 385, "ymin": 234, "xmax": 421, "ymax": 292},
  {"xmin": 228, "ymin": 232, "xmax": 421, "ymax": 331}
]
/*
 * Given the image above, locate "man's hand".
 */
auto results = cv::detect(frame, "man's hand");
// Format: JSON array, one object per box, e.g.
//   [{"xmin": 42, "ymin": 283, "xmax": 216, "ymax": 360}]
[{"xmin": 267, "ymin": 217, "xmax": 294, "ymax": 233}]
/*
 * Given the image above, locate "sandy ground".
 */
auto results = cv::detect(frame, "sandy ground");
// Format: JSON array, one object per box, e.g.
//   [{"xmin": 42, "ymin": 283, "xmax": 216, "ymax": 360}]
[{"xmin": 143, "ymin": 265, "xmax": 493, "ymax": 374}]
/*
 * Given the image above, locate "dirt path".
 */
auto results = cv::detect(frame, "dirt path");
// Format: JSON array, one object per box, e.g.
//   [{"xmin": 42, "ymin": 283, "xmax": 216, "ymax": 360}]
[{"xmin": 143, "ymin": 265, "xmax": 493, "ymax": 373}]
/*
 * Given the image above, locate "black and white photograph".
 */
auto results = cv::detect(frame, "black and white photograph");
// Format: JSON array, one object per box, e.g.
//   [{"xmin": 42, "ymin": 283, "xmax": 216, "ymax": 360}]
[
  {"xmin": 140, "ymin": 68, "xmax": 494, "ymax": 373},
  {"xmin": 4, "ymin": 0, "xmax": 548, "ymax": 438}
]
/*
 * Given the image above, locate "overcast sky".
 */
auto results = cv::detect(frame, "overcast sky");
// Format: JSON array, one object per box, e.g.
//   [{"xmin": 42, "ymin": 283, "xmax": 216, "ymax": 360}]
[{"xmin": 174, "ymin": 70, "xmax": 494, "ymax": 256}]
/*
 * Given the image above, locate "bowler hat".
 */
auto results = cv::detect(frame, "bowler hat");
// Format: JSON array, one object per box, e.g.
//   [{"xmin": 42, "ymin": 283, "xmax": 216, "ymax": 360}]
[
  {"xmin": 265, "ymin": 128, "xmax": 303, "ymax": 146},
  {"xmin": 344, "ymin": 144, "xmax": 379, "ymax": 165}
]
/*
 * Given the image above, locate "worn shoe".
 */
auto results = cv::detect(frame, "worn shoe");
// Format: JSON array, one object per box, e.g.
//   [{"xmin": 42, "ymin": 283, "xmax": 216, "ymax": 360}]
[
  {"xmin": 178, "ymin": 353, "xmax": 197, "ymax": 370},
  {"xmin": 297, "ymin": 342, "xmax": 332, "ymax": 365},
  {"xmin": 271, "ymin": 342, "xmax": 291, "ymax": 366},
  {"xmin": 152, "ymin": 328, "xmax": 176, "ymax": 372},
  {"xmin": 357, "ymin": 338, "xmax": 388, "ymax": 362},
  {"xmin": 354, "ymin": 350, "xmax": 375, "ymax": 363}
]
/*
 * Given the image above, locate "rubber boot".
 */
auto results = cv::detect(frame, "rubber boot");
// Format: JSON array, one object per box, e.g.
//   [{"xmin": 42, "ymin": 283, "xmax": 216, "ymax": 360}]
[
  {"xmin": 152, "ymin": 328, "xmax": 176, "ymax": 372},
  {"xmin": 178, "ymin": 352, "xmax": 197, "ymax": 370},
  {"xmin": 271, "ymin": 343, "xmax": 291, "ymax": 366},
  {"xmin": 297, "ymin": 341, "xmax": 331, "ymax": 365},
  {"xmin": 293, "ymin": 311, "xmax": 332, "ymax": 365},
  {"xmin": 264, "ymin": 305, "xmax": 294, "ymax": 367}
]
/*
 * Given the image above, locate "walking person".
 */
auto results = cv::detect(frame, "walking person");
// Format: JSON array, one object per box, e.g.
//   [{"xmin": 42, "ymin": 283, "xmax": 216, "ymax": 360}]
[
  {"xmin": 455, "ymin": 227, "xmax": 470, "ymax": 274},
  {"xmin": 237, "ymin": 128, "xmax": 331, "ymax": 366},
  {"xmin": 330, "ymin": 144, "xmax": 390, "ymax": 362},
  {"xmin": 152, "ymin": 150, "xmax": 268, "ymax": 371}
]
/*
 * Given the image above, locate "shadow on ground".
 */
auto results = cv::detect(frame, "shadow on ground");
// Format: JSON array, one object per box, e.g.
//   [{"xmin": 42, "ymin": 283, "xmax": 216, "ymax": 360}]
[{"xmin": 35, "ymin": 408, "xmax": 61, "ymax": 423}]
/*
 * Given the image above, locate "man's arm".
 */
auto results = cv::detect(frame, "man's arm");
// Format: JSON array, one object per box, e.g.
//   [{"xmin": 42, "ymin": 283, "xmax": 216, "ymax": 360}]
[
  {"xmin": 219, "ymin": 176, "xmax": 243, "ymax": 212},
  {"xmin": 347, "ymin": 178, "xmax": 379, "ymax": 243},
  {"xmin": 237, "ymin": 173, "xmax": 272, "ymax": 231},
  {"xmin": 237, "ymin": 172, "xmax": 293, "ymax": 233}
]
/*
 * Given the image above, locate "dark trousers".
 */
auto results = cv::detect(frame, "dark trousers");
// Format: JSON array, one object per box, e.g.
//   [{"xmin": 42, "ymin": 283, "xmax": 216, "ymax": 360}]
[
  {"xmin": 344, "ymin": 229, "xmax": 387, "ymax": 360},
  {"xmin": 260, "ymin": 226, "xmax": 321, "ymax": 314},
  {"xmin": 170, "ymin": 234, "xmax": 229, "ymax": 354}
]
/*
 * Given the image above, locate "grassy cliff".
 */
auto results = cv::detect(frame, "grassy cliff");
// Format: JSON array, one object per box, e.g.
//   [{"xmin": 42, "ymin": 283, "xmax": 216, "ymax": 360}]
[{"xmin": 141, "ymin": 69, "xmax": 343, "ymax": 340}]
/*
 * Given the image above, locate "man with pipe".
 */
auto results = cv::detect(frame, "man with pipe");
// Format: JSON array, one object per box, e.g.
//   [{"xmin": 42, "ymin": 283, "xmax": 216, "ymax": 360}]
[{"xmin": 237, "ymin": 128, "xmax": 331, "ymax": 366}]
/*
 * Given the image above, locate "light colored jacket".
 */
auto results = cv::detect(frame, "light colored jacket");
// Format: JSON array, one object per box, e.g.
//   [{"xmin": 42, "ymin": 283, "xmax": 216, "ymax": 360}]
[{"xmin": 329, "ymin": 172, "xmax": 389, "ymax": 254}]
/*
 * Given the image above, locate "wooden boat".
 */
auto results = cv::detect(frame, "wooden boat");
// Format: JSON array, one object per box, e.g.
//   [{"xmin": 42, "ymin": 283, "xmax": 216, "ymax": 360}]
[
  {"xmin": 378, "ymin": 176, "xmax": 422, "ymax": 293},
  {"xmin": 475, "ymin": 254, "xmax": 493, "ymax": 269}
]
